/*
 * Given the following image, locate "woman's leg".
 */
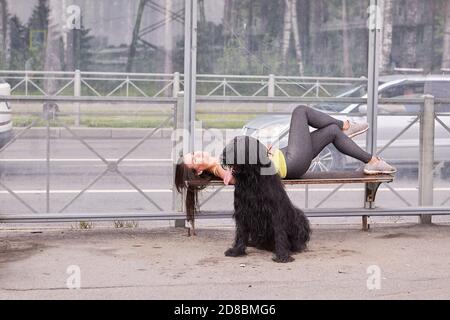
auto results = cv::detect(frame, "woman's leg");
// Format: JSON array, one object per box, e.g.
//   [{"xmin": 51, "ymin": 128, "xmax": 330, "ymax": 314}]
[
  {"xmin": 282, "ymin": 105, "xmax": 370, "ymax": 178},
  {"xmin": 284, "ymin": 105, "xmax": 342, "ymax": 178},
  {"xmin": 310, "ymin": 124, "xmax": 372, "ymax": 163},
  {"xmin": 290, "ymin": 105, "xmax": 345, "ymax": 129}
]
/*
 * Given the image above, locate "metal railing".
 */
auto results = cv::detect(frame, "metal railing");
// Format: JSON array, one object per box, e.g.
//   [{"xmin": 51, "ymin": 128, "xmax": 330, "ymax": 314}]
[
  {"xmin": 188, "ymin": 95, "xmax": 450, "ymax": 225},
  {"xmin": 0, "ymin": 70, "xmax": 365, "ymax": 98},
  {"xmin": 0, "ymin": 95, "xmax": 176, "ymax": 218},
  {"xmin": 0, "ymin": 94, "xmax": 449, "ymax": 224}
]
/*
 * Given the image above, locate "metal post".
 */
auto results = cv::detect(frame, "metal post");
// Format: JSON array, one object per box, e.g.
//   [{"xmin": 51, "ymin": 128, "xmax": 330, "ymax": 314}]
[
  {"xmin": 366, "ymin": 0, "xmax": 382, "ymax": 156},
  {"xmin": 25, "ymin": 71, "xmax": 29, "ymax": 95},
  {"xmin": 173, "ymin": 92, "xmax": 186, "ymax": 228},
  {"xmin": 268, "ymin": 74, "xmax": 275, "ymax": 112},
  {"xmin": 183, "ymin": 0, "xmax": 198, "ymax": 153},
  {"xmin": 363, "ymin": 0, "xmax": 382, "ymax": 230},
  {"xmin": 419, "ymin": 95, "xmax": 435, "ymax": 224},
  {"xmin": 74, "ymin": 70, "xmax": 81, "ymax": 126},
  {"xmin": 46, "ymin": 119, "xmax": 50, "ymax": 213},
  {"xmin": 173, "ymin": 72, "xmax": 180, "ymax": 98}
]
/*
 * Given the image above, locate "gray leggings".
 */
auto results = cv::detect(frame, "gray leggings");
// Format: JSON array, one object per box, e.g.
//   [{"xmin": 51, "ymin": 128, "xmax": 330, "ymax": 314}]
[{"xmin": 280, "ymin": 105, "xmax": 372, "ymax": 178}]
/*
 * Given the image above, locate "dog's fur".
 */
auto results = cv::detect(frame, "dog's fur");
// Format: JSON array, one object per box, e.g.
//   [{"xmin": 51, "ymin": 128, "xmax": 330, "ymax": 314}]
[{"xmin": 221, "ymin": 136, "xmax": 311, "ymax": 263}]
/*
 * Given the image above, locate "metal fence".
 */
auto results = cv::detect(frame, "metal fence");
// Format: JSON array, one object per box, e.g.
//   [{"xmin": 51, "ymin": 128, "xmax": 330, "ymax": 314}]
[
  {"xmin": 193, "ymin": 96, "xmax": 450, "ymax": 220},
  {"xmin": 0, "ymin": 94, "xmax": 449, "ymax": 224},
  {"xmin": 0, "ymin": 70, "xmax": 365, "ymax": 98}
]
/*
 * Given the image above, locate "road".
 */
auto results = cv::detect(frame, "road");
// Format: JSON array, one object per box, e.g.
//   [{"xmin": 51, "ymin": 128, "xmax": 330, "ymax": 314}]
[{"xmin": 0, "ymin": 133, "xmax": 449, "ymax": 222}]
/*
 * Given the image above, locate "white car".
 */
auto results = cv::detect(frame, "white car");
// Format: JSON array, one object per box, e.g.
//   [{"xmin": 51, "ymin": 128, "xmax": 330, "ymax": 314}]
[
  {"xmin": 0, "ymin": 82, "xmax": 12, "ymax": 149},
  {"xmin": 243, "ymin": 75, "xmax": 450, "ymax": 177}
]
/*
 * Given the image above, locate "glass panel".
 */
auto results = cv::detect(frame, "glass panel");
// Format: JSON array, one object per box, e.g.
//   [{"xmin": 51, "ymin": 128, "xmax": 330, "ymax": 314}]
[
  {"xmin": 375, "ymin": 0, "xmax": 450, "ymax": 222},
  {"xmin": 0, "ymin": 0, "xmax": 183, "ymax": 217},
  {"xmin": 197, "ymin": 0, "xmax": 370, "ymax": 217}
]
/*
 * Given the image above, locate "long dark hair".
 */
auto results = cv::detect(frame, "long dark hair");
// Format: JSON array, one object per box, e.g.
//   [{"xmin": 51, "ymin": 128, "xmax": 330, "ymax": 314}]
[{"xmin": 174, "ymin": 156, "xmax": 214, "ymax": 222}]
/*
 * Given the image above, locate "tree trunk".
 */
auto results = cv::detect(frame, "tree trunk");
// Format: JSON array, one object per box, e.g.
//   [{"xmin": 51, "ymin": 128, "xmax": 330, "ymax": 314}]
[
  {"xmin": 443, "ymin": 0, "xmax": 450, "ymax": 69},
  {"xmin": 297, "ymin": 0, "xmax": 309, "ymax": 69},
  {"xmin": 223, "ymin": 0, "xmax": 234, "ymax": 36},
  {"xmin": 127, "ymin": 0, "xmax": 146, "ymax": 73},
  {"xmin": 291, "ymin": 0, "xmax": 304, "ymax": 75},
  {"xmin": 164, "ymin": 0, "xmax": 173, "ymax": 75},
  {"xmin": 400, "ymin": 0, "xmax": 420, "ymax": 68},
  {"xmin": 423, "ymin": 0, "xmax": 435, "ymax": 73},
  {"xmin": 247, "ymin": 0, "xmax": 254, "ymax": 71},
  {"xmin": 310, "ymin": 0, "xmax": 324, "ymax": 74},
  {"xmin": 64, "ymin": 0, "xmax": 75, "ymax": 71},
  {"xmin": 380, "ymin": 0, "xmax": 394, "ymax": 73},
  {"xmin": 281, "ymin": 0, "xmax": 292, "ymax": 68},
  {"xmin": 44, "ymin": 0, "xmax": 63, "ymax": 95},
  {"xmin": 65, "ymin": 29, "xmax": 75, "ymax": 71},
  {"xmin": 0, "ymin": 0, "xmax": 8, "ymax": 67},
  {"xmin": 342, "ymin": 0, "xmax": 352, "ymax": 77}
]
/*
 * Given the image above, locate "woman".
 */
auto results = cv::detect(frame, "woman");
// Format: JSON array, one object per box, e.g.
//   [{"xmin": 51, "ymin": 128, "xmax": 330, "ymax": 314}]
[{"xmin": 175, "ymin": 105, "xmax": 396, "ymax": 218}]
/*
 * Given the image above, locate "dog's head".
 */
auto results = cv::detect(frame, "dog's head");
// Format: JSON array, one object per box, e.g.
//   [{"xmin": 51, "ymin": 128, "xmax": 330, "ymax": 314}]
[{"xmin": 221, "ymin": 136, "xmax": 276, "ymax": 177}]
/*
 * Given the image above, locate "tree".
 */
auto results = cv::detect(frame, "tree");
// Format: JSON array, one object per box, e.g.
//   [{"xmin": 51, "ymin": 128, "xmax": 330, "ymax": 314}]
[
  {"xmin": 27, "ymin": 0, "xmax": 49, "ymax": 70},
  {"xmin": 443, "ymin": 0, "xmax": 450, "ymax": 69},
  {"xmin": 291, "ymin": 0, "xmax": 304, "ymax": 75},
  {"xmin": 380, "ymin": 0, "xmax": 394, "ymax": 73},
  {"xmin": 43, "ymin": 0, "xmax": 64, "ymax": 95},
  {"xmin": 0, "ymin": 0, "xmax": 9, "ymax": 68},
  {"xmin": 309, "ymin": 0, "xmax": 325, "ymax": 75},
  {"xmin": 8, "ymin": 15, "xmax": 27, "ymax": 70},
  {"xmin": 127, "ymin": 0, "xmax": 147, "ymax": 72},
  {"xmin": 399, "ymin": 0, "xmax": 421, "ymax": 68},
  {"xmin": 67, "ymin": 20, "xmax": 94, "ymax": 71},
  {"xmin": 281, "ymin": 0, "xmax": 292, "ymax": 68},
  {"xmin": 245, "ymin": 0, "xmax": 254, "ymax": 70},
  {"xmin": 281, "ymin": 0, "xmax": 304, "ymax": 75},
  {"xmin": 163, "ymin": 0, "xmax": 173, "ymax": 74},
  {"xmin": 342, "ymin": 0, "xmax": 352, "ymax": 76}
]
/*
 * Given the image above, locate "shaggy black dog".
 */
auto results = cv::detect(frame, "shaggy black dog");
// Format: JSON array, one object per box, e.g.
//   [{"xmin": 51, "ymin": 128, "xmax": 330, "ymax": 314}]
[{"xmin": 221, "ymin": 135, "xmax": 311, "ymax": 263}]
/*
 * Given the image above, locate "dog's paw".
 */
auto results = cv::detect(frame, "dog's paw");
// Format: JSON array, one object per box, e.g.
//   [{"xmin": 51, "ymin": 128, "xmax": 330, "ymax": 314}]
[
  {"xmin": 272, "ymin": 255, "xmax": 295, "ymax": 263},
  {"xmin": 224, "ymin": 247, "xmax": 246, "ymax": 257}
]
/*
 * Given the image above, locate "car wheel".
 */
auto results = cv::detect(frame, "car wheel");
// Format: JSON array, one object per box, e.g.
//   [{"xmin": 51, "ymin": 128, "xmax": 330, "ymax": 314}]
[
  {"xmin": 308, "ymin": 145, "xmax": 345, "ymax": 173},
  {"xmin": 441, "ymin": 163, "xmax": 450, "ymax": 179},
  {"xmin": 0, "ymin": 130, "xmax": 13, "ymax": 150}
]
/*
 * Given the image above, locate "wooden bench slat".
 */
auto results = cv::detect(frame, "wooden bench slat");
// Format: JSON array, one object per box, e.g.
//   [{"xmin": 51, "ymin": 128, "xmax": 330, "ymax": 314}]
[{"xmin": 208, "ymin": 171, "xmax": 394, "ymax": 186}]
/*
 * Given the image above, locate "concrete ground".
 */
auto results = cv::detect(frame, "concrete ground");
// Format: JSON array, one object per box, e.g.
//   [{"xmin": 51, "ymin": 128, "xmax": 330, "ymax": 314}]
[{"xmin": 1, "ymin": 222, "xmax": 450, "ymax": 300}]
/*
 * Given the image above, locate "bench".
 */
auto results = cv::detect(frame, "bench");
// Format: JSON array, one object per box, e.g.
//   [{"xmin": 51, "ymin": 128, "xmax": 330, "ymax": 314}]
[{"xmin": 188, "ymin": 171, "xmax": 393, "ymax": 233}]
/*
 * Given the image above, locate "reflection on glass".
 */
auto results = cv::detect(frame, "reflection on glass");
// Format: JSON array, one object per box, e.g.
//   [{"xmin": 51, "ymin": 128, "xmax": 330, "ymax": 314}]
[
  {"xmin": 2, "ymin": 0, "xmax": 184, "ymax": 73},
  {"xmin": 200, "ymin": 0, "xmax": 370, "ymax": 77}
]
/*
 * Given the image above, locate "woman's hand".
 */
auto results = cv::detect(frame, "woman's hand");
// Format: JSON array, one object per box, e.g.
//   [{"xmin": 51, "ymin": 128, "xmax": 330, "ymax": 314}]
[
  {"xmin": 211, "ymin": 163, "xmax": 235, "ymax": 185},
  {"xmin": 223, "ymin": 169, "xmax": 233, "ymax": 185}
]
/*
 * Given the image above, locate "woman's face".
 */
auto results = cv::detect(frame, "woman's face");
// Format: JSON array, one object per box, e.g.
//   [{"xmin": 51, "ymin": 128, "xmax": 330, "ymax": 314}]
[{"xmin": 183, "ymin": 151, "xmax": 211, "ymax": 174}]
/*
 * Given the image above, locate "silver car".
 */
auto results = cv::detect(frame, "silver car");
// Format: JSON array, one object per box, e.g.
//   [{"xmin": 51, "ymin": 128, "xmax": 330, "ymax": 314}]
[
  {"xmin": 0, "ymin": 82, "xmax": 12, "ymax": 149},
  {"xmin": 242, "ymin": 75, "xmax": 450, "ymax": 177}
]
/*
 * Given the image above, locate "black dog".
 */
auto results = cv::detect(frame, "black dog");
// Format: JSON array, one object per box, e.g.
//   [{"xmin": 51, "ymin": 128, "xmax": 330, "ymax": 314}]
[{"xmin": 221, "ymin": 136, "xmax": 311, "ymax": 263}]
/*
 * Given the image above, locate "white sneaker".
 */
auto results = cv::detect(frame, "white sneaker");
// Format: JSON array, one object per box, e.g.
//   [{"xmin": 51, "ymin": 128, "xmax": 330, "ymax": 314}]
[
  {"xmin": 364, "ymin": 156, "xmax": 397, "ymax": 175},
  {"xmin": 344, "ymin": 121, "xmax": 369, "ymax": 138}
]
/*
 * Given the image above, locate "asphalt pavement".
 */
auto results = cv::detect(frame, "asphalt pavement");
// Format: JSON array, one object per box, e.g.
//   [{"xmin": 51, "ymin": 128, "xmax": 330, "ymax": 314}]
[{"xmin": 1, "ymin": 223, "xmax": 449, "ymax": 299}]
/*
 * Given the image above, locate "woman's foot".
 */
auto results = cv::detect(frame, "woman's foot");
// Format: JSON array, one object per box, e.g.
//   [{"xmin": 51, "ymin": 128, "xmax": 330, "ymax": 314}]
[
  {"xmin": 364, "ymin": 156, "xmax": 397, "ymax": 175},
  {"xmin": 343, "ymin": 120, "xmax": 369, "ymax": 138}
]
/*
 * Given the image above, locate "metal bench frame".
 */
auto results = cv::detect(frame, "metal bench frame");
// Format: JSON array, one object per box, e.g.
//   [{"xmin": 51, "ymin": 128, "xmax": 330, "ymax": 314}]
[{"xmin": 188, "ymin": 171, "xmax": 394, "ymax": 233}]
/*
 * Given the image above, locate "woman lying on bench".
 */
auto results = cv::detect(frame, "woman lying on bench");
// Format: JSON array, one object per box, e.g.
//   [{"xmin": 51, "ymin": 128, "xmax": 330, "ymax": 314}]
[{"xmin": 175, "ymin": 105, "xmax": 396, "ymax": 215}]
